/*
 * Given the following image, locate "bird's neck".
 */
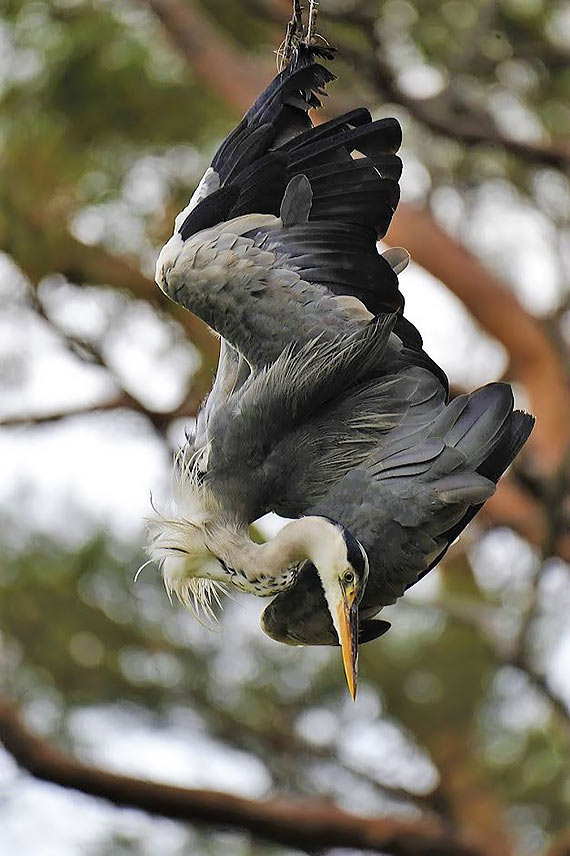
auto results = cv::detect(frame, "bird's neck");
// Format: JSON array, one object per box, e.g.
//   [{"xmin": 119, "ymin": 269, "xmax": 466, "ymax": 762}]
[{"xmin": 206, "ymin": 516, "xmax": 342, "ymax": 595}]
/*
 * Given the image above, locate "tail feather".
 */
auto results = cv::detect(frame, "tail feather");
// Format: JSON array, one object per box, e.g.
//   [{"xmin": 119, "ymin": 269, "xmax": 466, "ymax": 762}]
[
  {"xmin": 370, "ymin": 383, "xmax": 532, "ymax": 494},
  {"xmin": 477, "ymin": 409, "xmax": 535, "ymax": 483},
  {"xmin": 435, "ymin": 384, "xmax": 515, "ymax": 470},
  {"xmin": 413, "ymin": 408, "xmax": 533, "ymax": 574}
]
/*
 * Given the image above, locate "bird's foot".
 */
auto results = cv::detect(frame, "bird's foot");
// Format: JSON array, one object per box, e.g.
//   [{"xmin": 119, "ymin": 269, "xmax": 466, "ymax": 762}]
[
  {"xmin": 277, "ymin": 0, "xmax": 321, "ymax": 71},
  {"xmin": 277, "ymin": 0, "xmax": 303, "ymax": 71}
]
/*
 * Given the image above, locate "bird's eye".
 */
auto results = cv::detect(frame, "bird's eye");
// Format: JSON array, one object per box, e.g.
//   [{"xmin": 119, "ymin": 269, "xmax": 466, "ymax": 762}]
[{"xmin": 343, "ymin": 571, "xmax": 354, "ymax": 585}]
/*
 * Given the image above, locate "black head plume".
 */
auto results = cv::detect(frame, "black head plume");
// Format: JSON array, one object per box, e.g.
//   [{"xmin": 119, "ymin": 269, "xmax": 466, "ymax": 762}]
[{"xmin": 320, "ymin": 516, "xmax": 369, "ymax": 584}]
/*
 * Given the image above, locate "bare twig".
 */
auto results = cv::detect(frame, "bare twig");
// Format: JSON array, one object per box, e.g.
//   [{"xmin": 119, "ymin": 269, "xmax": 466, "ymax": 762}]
[
  {"xmin": 26, "ymin": 286, "xmax": 176, "ymax": 437},
  {"xmin": 280, "ymin": 0, "xmax": 303, "ymax": 68},
  {"xmin": 509, "ymin": 655, "xmax": 570, "ymax": 727},
  {"xmin": 409, "ymin": 540, "xmax": 570, "ymax": 726},
  {"xmin": 0, "ymin": 395, "xmax": 139, "ymax": 428},
  {"xmin": 0, "ymin": 392, "xmax": 205, "ymax": 433},
  {"xmin": 513, "ymin": 454, "xmax": 570, "ymax": 649},
  {"xmin": 408, "ymin": 595, "xmax": 570, "ymax": 727},
  {"xmin": 0, "ymin": 203, "xmax": 220, "ymax": 371},
  {"xmin": 0, "ymin": 698, "xmax": 482, "ymax": 856}
]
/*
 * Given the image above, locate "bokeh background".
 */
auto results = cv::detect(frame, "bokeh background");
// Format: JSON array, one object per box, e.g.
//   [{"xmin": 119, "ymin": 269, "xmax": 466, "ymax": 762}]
[{"xmin": 1, "ymin": 1, "xmax": 569, "ymax": 854}]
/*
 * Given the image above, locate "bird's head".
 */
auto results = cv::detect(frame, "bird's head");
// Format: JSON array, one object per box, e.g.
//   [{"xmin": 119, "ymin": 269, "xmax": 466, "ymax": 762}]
[{"xmin": 301, "ymin": 517, "xmax": 369, "ymax": 699}]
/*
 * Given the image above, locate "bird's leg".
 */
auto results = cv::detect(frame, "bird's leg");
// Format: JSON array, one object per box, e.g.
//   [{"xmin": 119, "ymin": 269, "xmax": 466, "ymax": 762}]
[
  {"xmin": 305, "ymin": 0, "xmax": 319, "ymax": 46},
  {"xmin": 279, "ymin": 0, "xmax": 304, "ymax": 70}
]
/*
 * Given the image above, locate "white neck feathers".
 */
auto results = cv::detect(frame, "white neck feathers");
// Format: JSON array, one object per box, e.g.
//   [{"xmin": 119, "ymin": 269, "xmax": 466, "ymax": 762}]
[
  {"xmin": 150, "ymin": 512, "xmax": 346, "ymax": 605},
  {"xmin": 211, "ymin": 516, "xmax": 344, "ymax": 578}
]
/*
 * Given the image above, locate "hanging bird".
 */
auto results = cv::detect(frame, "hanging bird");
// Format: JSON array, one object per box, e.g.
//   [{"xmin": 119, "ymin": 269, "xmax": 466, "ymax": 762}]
[{"xmin": 149, "ymin": 26, "xmax": 534, "ymax": 697}]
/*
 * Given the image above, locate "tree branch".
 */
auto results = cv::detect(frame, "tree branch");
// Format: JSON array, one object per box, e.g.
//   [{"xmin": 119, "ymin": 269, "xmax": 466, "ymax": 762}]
[
  {"xmin": 505, "ymin": 454, "xmax": 570, "ymax": 726},
  {"xmin": 0, "ymin": 698, "xmax": 481, "ymax": 856},
  {"xmin": 0, "ymin": 392, "xmax": 204, "ymax": 433},
  {"xmin": 410, "ymin": 591, "xmax": 570, "ymax": 727},
  {"xmin": 509, "ymin": 655, "xmax": 570, "ymax": 728},
  {"xmin": 185, "ymin": 683, "xmax": 448, "ymax": 817},
  {"xmin": 0, "ymin": 395, "xmax": 138, "ymax": 428},
  {"xmin": 411, "ymin": 542, "xmax": 570, "ymax": 727}
]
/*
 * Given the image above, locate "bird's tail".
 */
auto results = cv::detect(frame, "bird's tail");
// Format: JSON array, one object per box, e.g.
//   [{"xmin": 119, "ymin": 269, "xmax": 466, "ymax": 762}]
[
  {"xmin": 400, "ymin": 383, "xmax": 533, "ymax": 585},
  {"xmin": 429, "ymin": 383, "xmax": 534, "ymax": 484},
  {"xmin": 359, "ymin": 382, "xmax": 533, "ymax": 594},
  {"xmin": 422, "ymin": 390, "xmax": 534, "ymax": 552},
  {"xmin": 375, "ymin": 382, "xmax": 533, "ymax": 488}
]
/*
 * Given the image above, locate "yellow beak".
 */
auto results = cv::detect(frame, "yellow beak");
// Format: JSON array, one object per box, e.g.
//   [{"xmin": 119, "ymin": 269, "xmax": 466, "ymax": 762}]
[{"xmin": 336, "ymin": 590, "xmax": 359, "ymax": 700}]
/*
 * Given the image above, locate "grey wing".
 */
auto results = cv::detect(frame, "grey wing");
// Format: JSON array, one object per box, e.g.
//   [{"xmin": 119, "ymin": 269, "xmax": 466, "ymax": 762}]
[
  {"xmin": 171, "ymin": 45, "xmax": 336, "ymax": 238},
  {"xmin": 265, "ymin": 365, "xmax": 447, "ymax": 518},
  {"xmin": 261, "ymin": 384, "xmax": 534, "ymax": 645},
  {"xmin": 159, "ymin": 164, "xmax": 443, "ymax": 379},
  {"xmin": 155, "ymin": 46, "xmax": 443, "ymax": 374},
  {"xmin": 159, "ymin": 212, "xmax": 371, "ymax": 369}
]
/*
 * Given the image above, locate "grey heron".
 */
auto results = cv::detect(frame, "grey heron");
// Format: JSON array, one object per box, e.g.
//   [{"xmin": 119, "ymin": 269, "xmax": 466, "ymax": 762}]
[{"xmin": 149, "ymin": 38, "xmax": 534, "ymax": 697}]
